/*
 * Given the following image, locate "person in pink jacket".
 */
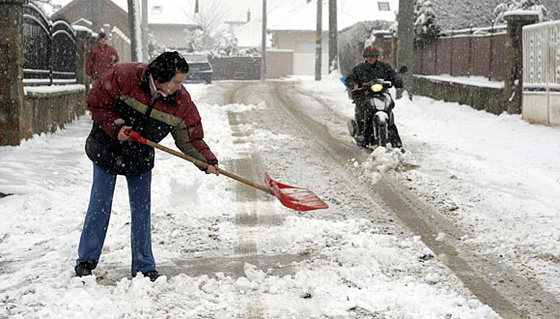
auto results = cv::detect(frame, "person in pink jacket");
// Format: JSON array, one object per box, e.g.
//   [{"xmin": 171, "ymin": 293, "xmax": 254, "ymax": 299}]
[{"xmin": 86, "ymin": 32, "xmax": 119, "ymax": 80}]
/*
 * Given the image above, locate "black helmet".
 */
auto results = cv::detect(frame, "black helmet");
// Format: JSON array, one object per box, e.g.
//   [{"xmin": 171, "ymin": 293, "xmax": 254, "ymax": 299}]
[{"xmin": 363, "ymin": 46, "xmax": 380, "ymax": 58}]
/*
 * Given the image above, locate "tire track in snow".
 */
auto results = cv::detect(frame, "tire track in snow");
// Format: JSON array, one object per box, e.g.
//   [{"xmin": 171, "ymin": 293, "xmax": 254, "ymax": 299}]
[
  {"xmin": 275, "ymin": 81, "xmax": 560, "ymax": 319},
  {"xmin": 223, "ymin": 83, "xmax": 324, "ymax": 318}
]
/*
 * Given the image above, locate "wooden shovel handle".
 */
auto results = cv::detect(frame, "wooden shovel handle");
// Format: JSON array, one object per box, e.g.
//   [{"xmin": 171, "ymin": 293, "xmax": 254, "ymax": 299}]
[
  {"xmin": 124, "ymin": 130, "xmax": 327, "ymax": 212},
  {"xmin": 143, "ymin": 138, "xmax": 272, "ymax": 194}
]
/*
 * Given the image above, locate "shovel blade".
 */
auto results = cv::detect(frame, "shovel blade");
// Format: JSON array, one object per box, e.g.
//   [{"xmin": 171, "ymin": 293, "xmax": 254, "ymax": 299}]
[{"xmin": 265, "ymin": 172, "xmax": 328, "ymax": 212}]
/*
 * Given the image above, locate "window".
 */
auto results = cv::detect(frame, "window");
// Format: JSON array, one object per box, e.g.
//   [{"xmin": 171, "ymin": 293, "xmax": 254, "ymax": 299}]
[
  {"xmin": 378, "ymin": 2, "xmax": 390, "ymax": 11},
  {"xmin": 151, "ymin": 6, "xmax": 163, "ymax": 15}
]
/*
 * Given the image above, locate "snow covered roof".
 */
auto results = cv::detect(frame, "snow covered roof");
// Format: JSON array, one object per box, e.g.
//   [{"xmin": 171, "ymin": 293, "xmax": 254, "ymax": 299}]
[
  {"xmin": 235, "ymin": 0, "xmax": 398, "ymax": 47},
  {"xmin": 48, "ymin": 0, "xmax": 128, "ymax": 14},
  {"xmin": 147, "ymin": 0, "xmax": 197, "ymax": 25},
  {"xmin": 48, "ymin": 0, "xmax": 197, "ymax": 25},
  {"xmin": 269, "ymin": 0, "xmax": 398, "ymax": 32}
]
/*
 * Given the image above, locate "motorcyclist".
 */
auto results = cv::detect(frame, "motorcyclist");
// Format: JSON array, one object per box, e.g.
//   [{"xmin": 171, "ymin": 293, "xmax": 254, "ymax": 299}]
[{"xmin": 345, "ymin": 46, "xmax": 403, "ymax": 148}]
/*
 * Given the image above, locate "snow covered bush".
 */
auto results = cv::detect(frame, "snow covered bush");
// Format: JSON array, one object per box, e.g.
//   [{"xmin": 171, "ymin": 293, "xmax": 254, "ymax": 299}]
[
  {"xmin": 493, "ymin": 0, "xmax": 549, "ymax": 25},
  {"xmin": 147, "ymin": 34, "xmax": 168, "ymax": 61},
  {"xmin": 414, "ymin": 0, "xmax": 440, "ymax": 49}
]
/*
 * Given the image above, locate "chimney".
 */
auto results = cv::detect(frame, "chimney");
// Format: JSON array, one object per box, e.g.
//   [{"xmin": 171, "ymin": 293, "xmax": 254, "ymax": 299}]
[{"xmin": 247, "ymin": 8, "xmax": 251, "ymax": 22}]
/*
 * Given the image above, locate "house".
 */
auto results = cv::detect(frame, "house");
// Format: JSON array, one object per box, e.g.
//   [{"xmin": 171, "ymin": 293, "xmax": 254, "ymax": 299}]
[
  {"xmin": 235, "ymin": 0, "xmax": 399, "ymax": 76},
  {"xmin": 144, "ymin": 0, "xmax": 199, "ymax": 50},
  {"xmin": 50, "ymin": 0, "xmax": 200, "ymax": 51},
  {"xmin": 50, "ymin": 0, "xmax": 129, "ymax": 36}
]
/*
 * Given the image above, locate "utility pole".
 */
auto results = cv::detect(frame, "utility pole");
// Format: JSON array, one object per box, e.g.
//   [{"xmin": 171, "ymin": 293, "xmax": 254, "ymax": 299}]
[
  {"xmin": 141, "ymin": 0, "xmax": 149, "ymax": 62},
  {"xmin": 328, "ymin": 0, "xmax": 337, "ymax": 73},
  {"xmin": 128, "ymin": 0, "xmax": 141, "ymax": 62},
  {"xmin": 261, "ymin": 0, "xmax": 267, "ymax": 82},
  {"xmin": 315, "ymin": 0, "xmax": 322, "ymax": 81},
  {"xmin": 397, "ymin": 0, "xmax": 415, "ymax": 98},
  {"xmin": 92, "ymin": 1, "xmax": 102, "ymax": 33}
]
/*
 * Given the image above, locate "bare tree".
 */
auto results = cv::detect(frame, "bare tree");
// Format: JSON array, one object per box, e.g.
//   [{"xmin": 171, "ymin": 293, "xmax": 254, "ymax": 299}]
[
  {"xmin": 431, "ymin": 0, "xmax": 504, "ymax": 29},
  {"xmin": 185, "ymin": 0, "xmax": 232, "ymax": 53},
  {"xmin": 430, "ymin": 0, "xmax": 558, "ymax": 29},
  {"xmin": 194, "ymin": 0, "xmax": 230, "ymax": 37}
]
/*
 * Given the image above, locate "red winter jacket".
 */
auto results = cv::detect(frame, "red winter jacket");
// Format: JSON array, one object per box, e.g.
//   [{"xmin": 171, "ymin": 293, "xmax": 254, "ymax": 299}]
[
  {"xmin": 85, "ymin": 62, "xmax": 218, "ymax": 175},
  {"xmin": 86, "ymin": 44, "xmax": 119, "ymax": 80}
]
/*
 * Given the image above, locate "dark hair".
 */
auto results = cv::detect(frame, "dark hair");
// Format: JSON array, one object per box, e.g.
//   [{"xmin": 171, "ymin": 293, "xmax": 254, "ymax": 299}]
[
  {"xmin": 148, "ymin": 51, "xmax": 189, "ymax": 83},
  {"xmin": 98, "ymin": 32, "xmax": 107, "ymax": 39}
]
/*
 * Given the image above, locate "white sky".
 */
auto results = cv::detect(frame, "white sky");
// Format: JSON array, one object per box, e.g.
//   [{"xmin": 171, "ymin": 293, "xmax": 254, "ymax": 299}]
[
  {"xmin": 2, "ymin": 72, "xmax": 560, "ymax": 317},
  {"xmin": 48, "ymin": 0, "xmax": 288, "ymax": 22},
  {"xmin": 48, "ymin": 0, "xmax": 398, "ymax": 24},
  {"xmin": 217, "ymin": 0, "xmax": 285, "ymax": 22}
]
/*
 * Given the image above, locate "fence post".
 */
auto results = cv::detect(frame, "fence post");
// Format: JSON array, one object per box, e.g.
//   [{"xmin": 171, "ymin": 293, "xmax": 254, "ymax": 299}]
[
  {"xmin": 488, "ymin": 24, "xmax": 494, "ymax": 81},
  {"xmin": 504, "ymin": 12, "xmax": 538, "ymax": 114},
  {"xmin": 450, "ymin": 28, "xmax": 454, "ymax": 76},
  {"xmin": 49, "ymin": 23, "xmax": 53, "ymax": 86},
  {"xmin": 434, "ymin": 38, "xmax": 438, "ymax": 74},
  {"xmin": 468, "ymin": 24, "xmax": 473, "ymax": 77},
  {"xmin": 0, "ymin": 0, "xmax": 27, "ymax": 146}
]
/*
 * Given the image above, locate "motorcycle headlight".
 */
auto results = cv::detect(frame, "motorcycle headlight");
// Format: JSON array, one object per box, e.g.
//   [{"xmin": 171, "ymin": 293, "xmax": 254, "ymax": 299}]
[{"xmin": 371, "ymin": 83, "xmax": 383, "ymax": 93}]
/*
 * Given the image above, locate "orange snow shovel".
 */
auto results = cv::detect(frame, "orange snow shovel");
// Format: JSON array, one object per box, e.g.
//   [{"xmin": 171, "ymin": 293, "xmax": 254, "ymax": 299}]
[{"xmin": 125, "ymin": 130, "xmax": 328, "ymax": 212}]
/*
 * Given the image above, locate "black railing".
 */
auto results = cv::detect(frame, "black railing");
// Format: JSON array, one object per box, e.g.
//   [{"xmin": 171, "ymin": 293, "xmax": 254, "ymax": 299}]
[{"xmin": 23, "ymin": 3, "xmax": 76, "ymax": 86}]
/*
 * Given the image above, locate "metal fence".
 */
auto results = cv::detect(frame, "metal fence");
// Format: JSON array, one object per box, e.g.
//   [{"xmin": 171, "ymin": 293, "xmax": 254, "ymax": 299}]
[
  {"xmin": 414, "ymin": 25, "xmax": 507, "ymax": 81},
  {"xmin": 522, "ymin": 20, "xmax": 560, "ymax": 125},
  {"xmin": 523, "ymin": 21, "xmax": 560, "ymax": 91},
  {"xmin": 23, "ymin": 3, "xmax": 76, "ymax": 86}
]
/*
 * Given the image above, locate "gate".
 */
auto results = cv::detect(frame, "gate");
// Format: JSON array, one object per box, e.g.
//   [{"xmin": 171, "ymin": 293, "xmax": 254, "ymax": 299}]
[
  {"xmin": 523, "ymin": 20, "xmax": 560, "ymax": 125},
  {"xmin": 23, "ymin": 3, "xmax": 76, "ymax": 86}
]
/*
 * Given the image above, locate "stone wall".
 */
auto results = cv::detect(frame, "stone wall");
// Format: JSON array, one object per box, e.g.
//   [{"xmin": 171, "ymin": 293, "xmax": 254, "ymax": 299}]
[
  {"xmin": 24, "ymin": 86, "xmax": 87, "ymax": 135},
  {"xmin": 210, "ymin": 56, "xmax": 261, "ymax": 81},
  {"xmin": 408, "ymin": 12, "xmax": 538, "ymax": 117},
  {"xmin": 413, "ymin": 76, "xmax": 506, "ymax": 115}
]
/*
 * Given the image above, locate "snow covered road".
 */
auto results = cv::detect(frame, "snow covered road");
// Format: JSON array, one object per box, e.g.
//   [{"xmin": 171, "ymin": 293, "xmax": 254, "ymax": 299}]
[
  {"xmin": 218, "ymin": 80, "xmax": 560, "ymax": 318},
  {"xmin": 1, "ymin": 75, "xmax": 560, "ymax": 318}
]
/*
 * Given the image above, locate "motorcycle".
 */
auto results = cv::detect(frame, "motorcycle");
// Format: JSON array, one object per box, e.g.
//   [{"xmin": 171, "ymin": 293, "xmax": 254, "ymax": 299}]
[{"xmin": 347, "ymin": 78, "xmax": 403, "ymax": 150}]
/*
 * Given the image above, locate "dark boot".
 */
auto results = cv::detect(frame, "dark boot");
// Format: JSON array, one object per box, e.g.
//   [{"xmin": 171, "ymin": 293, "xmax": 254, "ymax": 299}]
[
  {"xmin": 354, "ymin": 101, "xmax": 366, "ymax": 139},
  {"xmin": 75, "ymin": 260, "xmax": 96, "ymax": 277},
  {"xmin": 388, "ymin": 124, "xmax": 402, "ymax": 148},
  {"xmin": 143, "ymin": 270, "xmax": 160, "ymax": 282},
  {"xmin": 133, "ymin": 270, "xmax": 160, "ymax": 282},
  {"xmin": 355, "ymin": 135, "xmax": 367, "ymax": 147}
]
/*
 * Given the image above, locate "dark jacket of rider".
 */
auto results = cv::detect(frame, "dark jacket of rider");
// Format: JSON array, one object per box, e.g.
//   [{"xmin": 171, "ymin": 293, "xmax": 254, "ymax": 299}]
[{"xmin": 345, "ymin": 60, "xmax": 403, "ymax": 97}]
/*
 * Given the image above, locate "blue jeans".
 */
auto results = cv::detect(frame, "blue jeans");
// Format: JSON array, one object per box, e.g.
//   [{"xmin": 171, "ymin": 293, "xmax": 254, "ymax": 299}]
[{"xmin": 76, "ymin": 164, "xmax": 155, "ymax": 275}]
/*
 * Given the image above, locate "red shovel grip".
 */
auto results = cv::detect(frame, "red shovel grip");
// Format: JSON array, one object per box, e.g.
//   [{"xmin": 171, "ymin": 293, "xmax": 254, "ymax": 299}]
[{"xmin": 124, "ymin": 129, "xmax": 147, "ymax": 144}]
